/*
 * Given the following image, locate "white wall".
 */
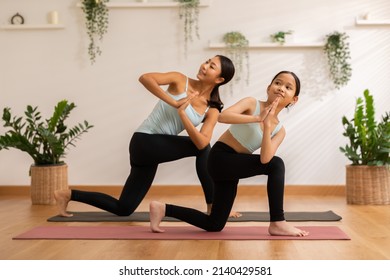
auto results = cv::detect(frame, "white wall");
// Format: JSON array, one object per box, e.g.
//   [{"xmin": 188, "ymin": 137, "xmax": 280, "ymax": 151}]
[{"xmin": 1, "ymin": 0, "xmax": 389, "ymax": 186}]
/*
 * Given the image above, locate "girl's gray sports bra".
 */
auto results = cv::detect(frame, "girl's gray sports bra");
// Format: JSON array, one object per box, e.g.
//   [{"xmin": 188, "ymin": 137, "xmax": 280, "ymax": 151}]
[
  {"xmin": 136, "ymin": 77, "xmax": 209, "ymax": 135},
  {"xmin": 228, "ymin": 100, "xmax": 282, "ymax": 153}
]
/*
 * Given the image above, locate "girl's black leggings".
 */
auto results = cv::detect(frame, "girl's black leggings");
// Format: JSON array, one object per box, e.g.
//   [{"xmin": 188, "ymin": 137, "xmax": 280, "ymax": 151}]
[
  {"xmin": 70, "ymin": 132, "xmax": 214, "ymax": 216},
  {"xmin": 165, "ymin": 141, "xmax": 286, "ymax": 231}
]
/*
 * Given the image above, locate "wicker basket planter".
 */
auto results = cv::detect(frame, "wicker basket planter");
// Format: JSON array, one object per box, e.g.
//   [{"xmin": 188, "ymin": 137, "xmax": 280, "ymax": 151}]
[
  {"xmin": 30, "ymin": 163, "xmax": 69, "ymax": 205},
  {"xmin": 346, "ymin": 165, "xmax": 390, "ymax": 205}
]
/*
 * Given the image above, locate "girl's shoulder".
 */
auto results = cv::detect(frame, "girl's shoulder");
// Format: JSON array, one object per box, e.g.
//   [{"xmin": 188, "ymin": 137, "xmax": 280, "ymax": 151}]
[
  {"xmin": 239, "ymin": 96, "xmax": 258, "ymax": 105},
  {"xmin": 229, "ymin": 96, "xmax": 258, "ymax": 115},
  {"xmin": 242, "ymin": 96, "xmax": 259, "ymax": 110}
]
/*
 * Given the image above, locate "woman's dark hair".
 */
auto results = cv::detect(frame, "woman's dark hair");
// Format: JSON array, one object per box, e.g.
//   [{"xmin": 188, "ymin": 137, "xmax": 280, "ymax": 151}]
[
  {"xmin": 208, "ymin": 55, "xmax": 235, "ymax": 112},
  {"xmin": 270, "ymin": 71, "xmax": 301, "ymax": 97}
]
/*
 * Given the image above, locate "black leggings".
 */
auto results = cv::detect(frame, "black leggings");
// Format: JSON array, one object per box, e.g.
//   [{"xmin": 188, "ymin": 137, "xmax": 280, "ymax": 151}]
[
  {"xmin": 71, "ymin": 132, "xmax": 214, "ymax": 216},
  {"xmin": 165, "ymin": 141, "xmax": 286, "ymax": 231}
]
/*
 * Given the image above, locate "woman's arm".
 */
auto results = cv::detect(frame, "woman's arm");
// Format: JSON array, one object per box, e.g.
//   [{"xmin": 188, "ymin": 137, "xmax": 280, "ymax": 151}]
[
  {"xmin": 138, "ymin": 71, "xmax": 194, "ymax": 108},
  {"xmin": 218, "ymin": 97, "xmax": 261, "ymax": 124},
  {"xmin": 177, "ymin": 101, "xmax": 219, "ymax": 150}
]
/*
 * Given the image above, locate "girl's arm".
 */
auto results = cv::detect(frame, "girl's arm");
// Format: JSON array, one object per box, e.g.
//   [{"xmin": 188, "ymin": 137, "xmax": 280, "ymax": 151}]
[
  {"xmin": 218, "ymin": 97, "xmax": 261, "ymax": 124},
  {"xmin": 260, "ymin": 126, "xmax": 285, "ymax": 164},
  {"xmin": 138, "ymin": 72, "xmax": 194, "ymax": 108},
  {"xmin": 260, "ymin": 97, "xmax": 285, "ymax": 163}
]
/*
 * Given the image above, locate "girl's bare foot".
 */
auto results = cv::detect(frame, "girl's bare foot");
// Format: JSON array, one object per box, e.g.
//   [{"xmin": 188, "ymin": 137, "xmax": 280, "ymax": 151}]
[
  {"xmin": 149, "ymin": 201, "xmax": 166, "ymax": 233},
  {"xmin": 54, "ymin": 189, "xmax": 73, "ymax": 217},
  {"xmin": 268, "ymin": 221, "xmax": 309, "ymax": 237}
]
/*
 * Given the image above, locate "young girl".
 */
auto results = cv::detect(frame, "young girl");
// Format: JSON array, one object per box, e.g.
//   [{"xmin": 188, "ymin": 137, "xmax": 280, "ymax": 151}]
[
  {"xmin": 150, "ymin": 71, "xmax": 309, "ymax": 236},
  {"xmin": 55, "ymin": 55, "xmax": 235, "ymax": 217}
]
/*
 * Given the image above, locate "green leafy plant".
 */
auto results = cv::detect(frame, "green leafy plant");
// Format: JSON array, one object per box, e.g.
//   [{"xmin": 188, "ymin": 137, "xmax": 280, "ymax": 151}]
[
  {"xmin": 81, "ymin": 0, "xmax": 109, "ymax": 64},
  {"xmin": 340, "ymin": 89, "xmax": 390, "ymax": 166},
  {"xmin": 0, "ymin": 100, "xmax": 93, "ymax": 165},
  {"xmin": 324, "ymin": 31, "xmax": 352, "ymax": 89},
  {"xmin": 223, "ymin": 31, "xmax": 250, "ymax": 85},
  {"xmin": 270, "ymin": 30, "xmax": 293, "ymax": 45},
  {"xmin": 177, "ymin": 0, "xmax": 200, "ymax": 57}
]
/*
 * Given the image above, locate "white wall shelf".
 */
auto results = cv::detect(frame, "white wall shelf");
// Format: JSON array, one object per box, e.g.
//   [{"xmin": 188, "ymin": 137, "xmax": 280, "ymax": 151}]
[
  {"xmin": 208, "ymin": 42, "xmax": 324, "ymax": 49},
  {"xmin": 355, "ymin": 18, "xmax": 390, "ymax": 26},
  {"xmin": 1, "ymin": 24, "xmax": 65, "ymax": 30},
  {"xmin": 76, "ymin": 0, "xmax": 211, "ymax": 9}
]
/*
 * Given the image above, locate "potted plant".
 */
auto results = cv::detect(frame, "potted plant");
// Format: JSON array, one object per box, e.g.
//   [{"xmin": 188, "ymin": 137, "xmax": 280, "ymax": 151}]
[
  {"xmin": 340, "ymin": 89, "xmax": 390, "ymax": 204},
  {"xmin": 0, "ymin": 100, "xmax": 93, "ymax": 205},
  {"xmin": 222, "ymin": 31, "xmax": 250, "ymax": 86},
  {"xmin": 324, "ymin": 31, "xmax": 352, "ymax": 89},
  {"xmin": 177, "ymin": 0, "xmax": 200, "ymax": 57},
  {"xmin": 81, "ymin": 0, "xmax": 109, "ymax": 64},
  {"xmin": 270, "ymin": 30, "xmax": 294, "ymax": 45}
]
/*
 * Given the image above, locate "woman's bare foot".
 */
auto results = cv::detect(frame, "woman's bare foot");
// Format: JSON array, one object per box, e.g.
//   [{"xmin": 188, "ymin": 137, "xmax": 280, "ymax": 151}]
[
  {"xmin": 54, "ymin": 189, "xmax": 73, "ymax": 217},
  {"xmin": 229, "ymin": 210, "xmax": 242, "ymax": 218},
  {"xmin": 268, "ymin": 221, "xmax": 309, "ymax": 237},
  {"xmin": 149, "ymin": 201, "xmax": 166, "ymax": 233}
]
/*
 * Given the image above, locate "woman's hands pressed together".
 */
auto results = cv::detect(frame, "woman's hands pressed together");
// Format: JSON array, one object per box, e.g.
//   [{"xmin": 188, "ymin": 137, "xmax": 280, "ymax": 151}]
[{"xmin": 176, "ymin": 89, "xmax": 199, "ymax": 111}]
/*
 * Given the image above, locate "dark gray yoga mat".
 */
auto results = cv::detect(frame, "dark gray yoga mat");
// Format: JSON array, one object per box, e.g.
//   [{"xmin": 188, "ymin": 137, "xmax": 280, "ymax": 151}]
[{"xmin": 48, "ymin": 210, "xmax": 341, "ymax": 222}]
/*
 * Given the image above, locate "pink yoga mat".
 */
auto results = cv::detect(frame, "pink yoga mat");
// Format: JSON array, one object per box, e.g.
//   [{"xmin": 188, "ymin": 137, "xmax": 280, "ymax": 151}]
[{"xmin": 13, "ymin": 225, "xmax": 350, "ymax": 240}]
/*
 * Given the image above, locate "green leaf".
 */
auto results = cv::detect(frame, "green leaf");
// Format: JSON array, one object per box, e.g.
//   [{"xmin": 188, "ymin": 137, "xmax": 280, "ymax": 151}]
[{"xmin": 1, "ymin": 100, "xmax": 93, "ymax": 165}]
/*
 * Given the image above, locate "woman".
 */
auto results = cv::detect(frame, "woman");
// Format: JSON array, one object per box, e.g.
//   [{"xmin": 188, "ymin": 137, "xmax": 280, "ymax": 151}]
[
  {"xmin": 150, "ymin": 71, "xmax": 309, "ymax": 236},
  {"xmin": 55, "ymin": 55, "xmax": 235, "ymax": 217}
]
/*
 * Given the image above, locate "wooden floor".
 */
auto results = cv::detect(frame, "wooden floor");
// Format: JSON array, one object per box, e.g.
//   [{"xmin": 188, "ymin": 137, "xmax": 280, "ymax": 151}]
[{"xmin": 1, "ymin": 185, "xmax": 390, "ymax": 260}]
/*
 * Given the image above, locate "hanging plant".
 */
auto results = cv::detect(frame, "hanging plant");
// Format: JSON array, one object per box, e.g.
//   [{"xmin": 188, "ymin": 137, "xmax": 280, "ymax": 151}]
[
  {"xmin": 223, "ymin": 31, "xmax": 250, "ymax": 85},
  {"xmin": 177, "ymin": 0, "xmax": 200, "ymax": 57},
  {"xmin": 270, "ymin": 30, "xmax": 294, "ymax": 45},
  {"xmin": 324, "ymin": 31, "xmax": 352, "ymax": 89},
  {"xmin": 81, "ymin": 0, "xmax": 109, "ymax": 64}
]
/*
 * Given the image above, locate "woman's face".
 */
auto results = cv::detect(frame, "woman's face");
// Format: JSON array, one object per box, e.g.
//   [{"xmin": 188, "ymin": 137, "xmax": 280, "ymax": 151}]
[
  {"xmin": 267, "ymin": 73, "xmax": 298, "ymax": 107},
  {"xmin": 197, "ymin": 56, "xmax": 224, "ymax": 85}
]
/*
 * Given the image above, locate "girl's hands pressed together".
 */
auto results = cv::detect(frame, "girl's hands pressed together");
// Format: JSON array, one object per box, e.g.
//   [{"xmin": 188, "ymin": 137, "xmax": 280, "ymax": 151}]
[{"xmin": 258, "ymin": 97, "xmax": 280, "ymax": 125}]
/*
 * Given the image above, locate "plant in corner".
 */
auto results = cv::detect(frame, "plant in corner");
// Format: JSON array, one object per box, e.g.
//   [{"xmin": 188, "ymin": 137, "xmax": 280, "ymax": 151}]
[
  {"xmin": 81, "ymin": 0, "xmax": 109, "ymax": 64},
  {"xmin": 222, "ymin": 31, "xmax": 250, "ymax": 87},
  {"xmin": 340, "ymin": 89, "xmax": 390, "ymax": 204},
  {"xmin": 0, "ymin": 100, "xmax": 94, "ymax": 205},
  {"xmin": 176, "ymin": 0, "xmax": 200, "ymax": 57},
  {"xmin": 324, "ymin": 31, "xmax": 352, "ymax": 89}
]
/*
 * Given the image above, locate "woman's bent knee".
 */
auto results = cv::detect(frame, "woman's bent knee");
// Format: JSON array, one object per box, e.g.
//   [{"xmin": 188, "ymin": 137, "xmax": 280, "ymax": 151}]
[{"xmin": 206, "ymin": 222, "xmax": 225, "ymax": 232}]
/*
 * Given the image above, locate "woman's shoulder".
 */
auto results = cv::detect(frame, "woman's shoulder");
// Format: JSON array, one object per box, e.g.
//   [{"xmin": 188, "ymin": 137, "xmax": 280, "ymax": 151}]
[{"xmin": 166, "ymin": 72, "xmax": 188, "ymax": 94}]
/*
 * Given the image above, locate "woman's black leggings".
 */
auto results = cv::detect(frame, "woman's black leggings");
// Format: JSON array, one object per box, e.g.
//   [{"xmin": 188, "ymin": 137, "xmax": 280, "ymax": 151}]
[
  {"xmin": 70, "ymin": 132, "xmax": 214, "ymax": 216},
  {"xmin": 165, "ymin": 141, "xmax": 286, "ymax": 231}
]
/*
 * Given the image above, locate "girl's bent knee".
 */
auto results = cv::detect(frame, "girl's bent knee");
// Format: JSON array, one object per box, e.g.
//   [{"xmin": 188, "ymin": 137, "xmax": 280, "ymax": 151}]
[{"xmin": 269, "ymin": 156, "xmax": 285, "ymax": 173}]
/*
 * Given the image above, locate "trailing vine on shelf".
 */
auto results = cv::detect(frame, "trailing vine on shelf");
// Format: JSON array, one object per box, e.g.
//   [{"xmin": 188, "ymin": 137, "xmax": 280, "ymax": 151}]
[
  {"xmin": 81, "ymin": 0, "xmax": 109, "ymax": 64},
  {"xmin": 177, "ymin": 0, "xmax": 200, "ymax": 57},
  {"xmin": 223, "ymin": 31, "xmax": 250, "ymax": 86},
  {"xmin": 324, "ymin": 31, "xmax": 352, "ymax": 89}
]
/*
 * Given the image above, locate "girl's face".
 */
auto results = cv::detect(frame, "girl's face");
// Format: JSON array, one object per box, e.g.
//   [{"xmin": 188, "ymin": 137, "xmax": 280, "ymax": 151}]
[
  {"xmin": 197, "ymin": 56, "xmax": 224, "ymax": 85},
  {"xmin": 267, "ymin": 73, "xmax": 299, "ymax": 107}
]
